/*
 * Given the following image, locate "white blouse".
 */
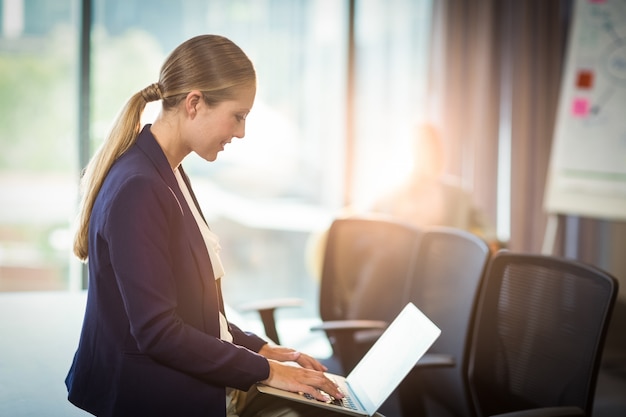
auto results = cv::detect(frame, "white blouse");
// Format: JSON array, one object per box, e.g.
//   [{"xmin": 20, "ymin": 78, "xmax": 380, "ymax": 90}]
[{"xmin": 174, "ymin": 168, "xmax": 233, "ymax": 343}]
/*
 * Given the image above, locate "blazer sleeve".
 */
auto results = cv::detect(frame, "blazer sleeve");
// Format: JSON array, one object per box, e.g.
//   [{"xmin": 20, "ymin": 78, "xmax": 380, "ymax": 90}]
[
  {"xmin": 229, "ymin": 322, "xmax": 268, "ymax": 352},
  {"xmin": 102, "ymin": 172, "xmax": 270, "ymax": 390}
]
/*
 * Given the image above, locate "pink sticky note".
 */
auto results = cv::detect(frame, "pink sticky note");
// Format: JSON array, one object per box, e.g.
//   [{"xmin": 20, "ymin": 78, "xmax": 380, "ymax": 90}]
[{"xmin": 572, "ymin": 98, "xmax": 590, "ymax": 117}]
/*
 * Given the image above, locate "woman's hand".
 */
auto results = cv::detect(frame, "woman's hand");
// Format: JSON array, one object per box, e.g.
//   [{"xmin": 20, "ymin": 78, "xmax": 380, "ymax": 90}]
[
  {"xmin": 257, "ymin": 344, "xmax": 341, "ymax": 402},
  {"xmin": 258, "ymin": 344, "xmax": 327, "ymax": 372},
  {"xmin": 260, "ymin": 359, "xmax": 344, "ymax": 403}
]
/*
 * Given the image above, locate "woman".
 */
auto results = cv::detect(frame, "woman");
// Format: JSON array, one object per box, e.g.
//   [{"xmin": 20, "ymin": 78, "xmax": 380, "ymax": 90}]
[{"xmin": 66, "ymin": 34, "xmax": 346, "ymax": 417}]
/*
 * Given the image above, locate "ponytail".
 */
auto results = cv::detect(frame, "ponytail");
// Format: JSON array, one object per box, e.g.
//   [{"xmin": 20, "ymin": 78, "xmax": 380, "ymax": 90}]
[
  {"xmin": 73, "ymin": 34, "xmax": 255, "ymax": 261},
  {"xmin": 73, "ymin": 84, "xmax": 161, "ymax": 261}
]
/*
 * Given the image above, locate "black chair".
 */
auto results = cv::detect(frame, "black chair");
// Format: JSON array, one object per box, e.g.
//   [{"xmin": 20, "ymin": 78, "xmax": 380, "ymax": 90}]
[
  {"xmin": 465, "ymin": 251, "xmax": 619, "ymax": 417},
  {"xmin": 398, "ymin": 226, "xmax": 491, "ymax": 417},
  {"xmin": 311, "ymin": 215, "xmax": 423, "ymax": 373},
  {"xmin": 240, "ymin": 215, "xmax": 422, "ymax": 374}
]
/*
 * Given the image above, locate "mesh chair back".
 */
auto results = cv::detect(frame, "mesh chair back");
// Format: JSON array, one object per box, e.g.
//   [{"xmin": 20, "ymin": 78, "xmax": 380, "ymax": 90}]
[
  {"xmin": 467, "ymin": 251, "xmax": 618, "ymax": 417},
  {"xmin": 409, "ymin": 226, "xmax": 490, "ymax": 362},
  {"xmin": 401, "ymin": 226, "xmax": 490, "ymax": 417},
  {"xmin": 319, "ymin": 216, "xmax": 421, "ymax": 324}
]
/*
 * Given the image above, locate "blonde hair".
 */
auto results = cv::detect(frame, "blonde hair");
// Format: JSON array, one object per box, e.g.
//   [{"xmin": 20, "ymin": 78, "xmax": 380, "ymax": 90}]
[{"xmin": 73, "ymin": 34, "xmax": 256, "ymax": 261}]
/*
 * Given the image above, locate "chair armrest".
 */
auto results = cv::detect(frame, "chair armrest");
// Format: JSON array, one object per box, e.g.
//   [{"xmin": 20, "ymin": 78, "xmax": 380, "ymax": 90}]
[
  {"xmin": 310, "ymin": 320, "xmax": 388, "ymax": 372},
  {"xmin": 311, "ymin": 321, "xmax": 456, "ymax": 370},
  {"xmin": 415, "ymin": 353, "xmax": 455, "ymax": 368},
  {"xmin": 310, "ymin": 319, "xmax": 388, "ymax": 332},
  {"xmin": 238, "ymin": 298, "xmax": 304, "ymax": 344},
  {"xmin": 310, "ymin": 320, "xmax": 388, "ymax": 345},
  {"xmin": 491, "ymin": 406, "xmax": 585, "ymax": 417},
  {"xmin": 238, "ymin": 297, "xmax": 305, "ymax": 313}
]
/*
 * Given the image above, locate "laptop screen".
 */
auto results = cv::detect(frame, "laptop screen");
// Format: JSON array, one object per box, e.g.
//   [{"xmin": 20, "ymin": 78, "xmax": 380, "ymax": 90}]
[{"xmin": 346, "ymin": 303, "xmax": 441, "ymax": 412}]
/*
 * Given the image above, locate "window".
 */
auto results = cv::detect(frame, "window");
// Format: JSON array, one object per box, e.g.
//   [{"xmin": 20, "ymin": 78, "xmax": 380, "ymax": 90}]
[
  {"xmin": 352, "ymin": 0, "xmax": 433, "ymax": 208},
  {"xmin": 1, "ymin": 0, "xmax": 432, "ymax": 328},
  {"xmin": 90, "ymin": 0, "xmax": 347, "ymax": 319},
  {"xmin": 0, "ymin": 0, "xmax": 79, "ymax": 291}
]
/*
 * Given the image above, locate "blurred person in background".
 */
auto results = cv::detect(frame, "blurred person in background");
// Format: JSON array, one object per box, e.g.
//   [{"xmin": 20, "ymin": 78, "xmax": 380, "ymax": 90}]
[{"xmin": 371, "ymin": 122, "xmax": 497, "ymax": 246}]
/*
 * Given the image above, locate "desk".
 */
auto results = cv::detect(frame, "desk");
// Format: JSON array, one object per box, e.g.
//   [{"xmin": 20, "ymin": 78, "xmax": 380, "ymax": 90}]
[{"xmin": 0, "ymin": 291, "xmax": 89, "ymax": 416}]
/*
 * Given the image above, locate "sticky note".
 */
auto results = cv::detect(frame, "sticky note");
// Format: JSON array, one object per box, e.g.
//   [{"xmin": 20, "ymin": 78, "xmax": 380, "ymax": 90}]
[
  {"xmin": 576, "ymin": 70, "xmax": 593, "ymax": 88},
  {"xmin": 571, "ymin": 98, "xmax": 589, "ymax": 117}
]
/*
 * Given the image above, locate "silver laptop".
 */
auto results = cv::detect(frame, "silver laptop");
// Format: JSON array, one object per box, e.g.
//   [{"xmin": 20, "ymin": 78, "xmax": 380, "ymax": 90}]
[{"xmin": 256, "ymin": 302, "xmax": 441, "ymax": 416}]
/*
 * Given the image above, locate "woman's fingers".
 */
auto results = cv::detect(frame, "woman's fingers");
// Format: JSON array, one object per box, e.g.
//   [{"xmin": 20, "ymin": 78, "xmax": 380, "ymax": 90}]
[
  {"xmin": 258, "ymin": 344, "xmax": 328, "ymax": 372},
  {"xmin": 294, "ymin": 352, "xmax": 328, "ymax": 372},
  {"xmin": 262, "ymin": 360, "xmax": 343, "ymax": 402}
]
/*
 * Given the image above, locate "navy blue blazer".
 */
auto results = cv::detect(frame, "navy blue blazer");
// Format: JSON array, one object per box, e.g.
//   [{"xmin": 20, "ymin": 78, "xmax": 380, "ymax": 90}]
[{"xmin": 66, "ymin": 125, "xmax": 270, "ymax": 417}]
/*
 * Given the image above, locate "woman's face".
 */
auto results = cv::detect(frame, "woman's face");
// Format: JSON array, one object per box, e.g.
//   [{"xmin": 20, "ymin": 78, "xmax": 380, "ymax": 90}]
[{"xmin": 185, "ymin": 84, "xmax": 256, "ymax": 162}]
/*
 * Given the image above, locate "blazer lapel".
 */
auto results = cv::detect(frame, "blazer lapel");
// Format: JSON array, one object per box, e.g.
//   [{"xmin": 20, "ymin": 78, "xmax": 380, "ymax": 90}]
[{"xmin": 135, "ymin": 125, "xmax": 215, "ymax": 283}]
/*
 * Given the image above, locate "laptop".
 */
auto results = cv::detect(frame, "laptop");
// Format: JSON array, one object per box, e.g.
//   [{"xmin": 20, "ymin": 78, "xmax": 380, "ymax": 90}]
[{"xmin": 256, "ymin": 302, "xmax": 441, "ymax": 416}]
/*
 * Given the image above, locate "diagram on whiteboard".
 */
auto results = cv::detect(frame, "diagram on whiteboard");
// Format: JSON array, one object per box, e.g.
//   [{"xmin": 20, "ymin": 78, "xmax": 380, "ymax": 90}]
[{"xmin": 544, "ymin": 0, "xmax": 626, "ymax": 221}]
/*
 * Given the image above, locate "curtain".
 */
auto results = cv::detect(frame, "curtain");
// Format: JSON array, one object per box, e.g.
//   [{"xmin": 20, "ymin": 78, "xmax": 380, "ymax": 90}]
[
  {"xmin": 505, "ymin": 0, "xmax": 569, "ymax": 253},
  {"xmin": 428, "ymin": 0, "xmax": 570, "ymax": 254},
  {"xmin": 427, "ymin": 0, "xmax": 501, "ymax": 233},
  {"xmin": 429, "ymin": 0, "xmax": 626, "ymax": 297}
]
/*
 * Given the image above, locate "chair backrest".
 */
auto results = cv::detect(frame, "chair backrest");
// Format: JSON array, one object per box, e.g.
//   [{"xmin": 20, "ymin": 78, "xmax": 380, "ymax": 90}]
[
  {"xmin": 404, "ymin": 226, "xmax": 491, "ymax": 417},
  {"xmin": 467, "ymin": 251, "xmax": 619, "ymax": 417},
  {"xmin": 318, "ymin": 215, "xmax": 421, "ymax": 325}
]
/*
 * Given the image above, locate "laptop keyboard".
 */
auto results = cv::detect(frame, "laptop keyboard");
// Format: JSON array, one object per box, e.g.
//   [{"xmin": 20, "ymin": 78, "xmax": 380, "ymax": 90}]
[
  {"xmin": 302, "ymin": 380, "xmax": 358, "ymax": 411},
  {"xmin": 338, "ymin": 393, "xmax": 358, "ymax": 410},
  {"xmin": 330, "ymin": 377, "xmax": 358, "ymax": 410}
]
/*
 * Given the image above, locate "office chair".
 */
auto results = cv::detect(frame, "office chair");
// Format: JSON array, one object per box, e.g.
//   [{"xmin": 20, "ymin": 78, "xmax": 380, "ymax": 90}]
[
  {"xmin": 465, "ymin": 251, "xmax": 619, "ymax": 417},
  {"xmin": 311, "ymin": 215, "xmax": 423, "ymax": 373},
  {"xmin": 398, "ymin": 226, "xmax": 491, "ymax": 417},
  {"xmin": 240, "ymin": 215, "xmax": 422, "ymax": 373}
]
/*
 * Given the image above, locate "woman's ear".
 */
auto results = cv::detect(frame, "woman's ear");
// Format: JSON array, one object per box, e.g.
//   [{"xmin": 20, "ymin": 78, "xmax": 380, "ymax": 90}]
[{"xmin": 184, "ymin": 90, "xmax": 203, "ymax": 119}]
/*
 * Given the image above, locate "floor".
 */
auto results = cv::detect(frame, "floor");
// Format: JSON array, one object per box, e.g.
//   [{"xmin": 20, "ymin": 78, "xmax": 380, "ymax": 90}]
[{"xmin": 0, "ymin": 291, "xmax": 623, "ymax": 417}]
